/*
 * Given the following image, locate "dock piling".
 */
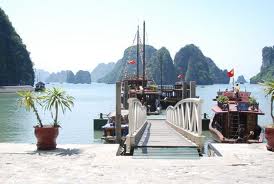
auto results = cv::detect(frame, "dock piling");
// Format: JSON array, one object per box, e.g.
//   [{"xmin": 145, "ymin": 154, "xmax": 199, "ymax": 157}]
[{"xmin": 115, "ymin": 82, "xmax": 122, "ymax": 144}]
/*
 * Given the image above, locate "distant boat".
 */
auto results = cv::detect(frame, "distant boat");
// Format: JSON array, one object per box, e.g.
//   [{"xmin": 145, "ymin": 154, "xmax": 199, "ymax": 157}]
[{"xmin": 35, "ymin": 82, "xmax": 45, "ymax": 92}]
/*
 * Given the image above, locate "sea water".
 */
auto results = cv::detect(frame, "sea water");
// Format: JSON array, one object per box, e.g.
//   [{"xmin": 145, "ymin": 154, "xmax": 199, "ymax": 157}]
[{"xmin": 0, "ymin": 83, "xmax": 272, "ymax": 144}]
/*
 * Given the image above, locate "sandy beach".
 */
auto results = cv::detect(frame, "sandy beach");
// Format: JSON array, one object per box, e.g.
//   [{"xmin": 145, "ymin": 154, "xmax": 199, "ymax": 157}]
[{"xmin": 0, "ymin": 143, "xmax": 274, "ymax": 184}]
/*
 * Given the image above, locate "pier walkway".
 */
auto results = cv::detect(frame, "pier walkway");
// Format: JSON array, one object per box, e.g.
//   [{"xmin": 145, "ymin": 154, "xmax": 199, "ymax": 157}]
[{"xmin": 125, "ymin": 98, "xmax": 205, "ymax": 159}]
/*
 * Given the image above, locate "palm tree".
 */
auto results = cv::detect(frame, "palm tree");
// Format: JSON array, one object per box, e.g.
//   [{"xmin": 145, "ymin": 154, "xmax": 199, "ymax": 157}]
[
  {"xmin": 42, "ymin": 87, "xmax": 74, "ymax": 127},
  {"xmin": 262, "ymin": 80, "xmax": 274, "ymax": 124},
  {"xmin": 18, "ymin": 91, "xmax": 43, "ymax": 127}
]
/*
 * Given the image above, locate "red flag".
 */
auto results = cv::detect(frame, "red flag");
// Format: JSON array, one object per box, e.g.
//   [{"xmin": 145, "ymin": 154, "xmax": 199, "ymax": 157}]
[
  {"xmin": 128, "ymin": 60, "xmax": 136, "ymax": 64},
  {"xmin": 177, "ymin": 74, "xmax": 184, "ymax": 79},
  {"xmin": 227, "ymin": 69, "xmax": 234, "ymax": 78}
]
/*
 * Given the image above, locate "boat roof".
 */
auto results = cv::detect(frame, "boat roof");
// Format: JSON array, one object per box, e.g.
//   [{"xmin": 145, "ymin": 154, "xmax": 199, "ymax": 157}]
[
  {"xmin": 212, "ymin": 104, "xmax": 264, "ymax": 115},
  {"xmin": 108, "ymin": 110, "xmax": 129, "ymax": 117}
]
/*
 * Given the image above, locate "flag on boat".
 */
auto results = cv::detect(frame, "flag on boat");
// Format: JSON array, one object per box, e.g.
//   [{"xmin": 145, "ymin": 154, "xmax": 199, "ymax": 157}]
[
  {"xmin": 227, "ymin": 69, "xmax": 234, "ymax": 78},
  {"xmin": 128, "ymin": 60, "xmax": 136, "ymax": 64},
  {"xmin": 177, "ymin": 74, "xmax": 184, "ymax": 79}
]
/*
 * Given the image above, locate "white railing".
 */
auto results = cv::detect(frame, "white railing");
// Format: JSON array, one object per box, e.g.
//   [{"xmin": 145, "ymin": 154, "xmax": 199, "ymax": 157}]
[
  {"xmin": 166, "ymin": 98, "xmax": 203, "ymax": 136},
  {"xmin": 125, "ymin": 98, "xmax": 147, "ymax": 153}
]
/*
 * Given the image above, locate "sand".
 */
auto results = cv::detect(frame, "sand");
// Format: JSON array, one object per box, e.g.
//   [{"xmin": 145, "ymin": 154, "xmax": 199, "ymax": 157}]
[{"xmin": 0, "ymin": 143, "xmax": 274, "ymax": 184}]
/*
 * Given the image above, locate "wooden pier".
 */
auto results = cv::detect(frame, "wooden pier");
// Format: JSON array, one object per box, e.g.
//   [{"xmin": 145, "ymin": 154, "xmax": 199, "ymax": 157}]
[
  {"xmin": 125, "ymin": 98, "xmax": 205, "ymax": 159},
  {"xmin": 137, "ymin": 120, "xmax": 196, "ymax": 147},
  {"xmin": 133, "ymin": 119, "xmax": 199, "ymax": 159}
]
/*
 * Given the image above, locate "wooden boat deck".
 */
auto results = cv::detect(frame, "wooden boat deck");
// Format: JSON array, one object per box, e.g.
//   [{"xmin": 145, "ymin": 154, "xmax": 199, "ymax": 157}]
[{"xmin": 137, "ymin": 120, "xmax": 196, "ymax": 147}]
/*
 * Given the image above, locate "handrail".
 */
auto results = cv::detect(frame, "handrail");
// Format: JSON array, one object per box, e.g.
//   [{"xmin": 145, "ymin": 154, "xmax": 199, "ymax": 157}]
[
  {"xmin": 127, "ymin": 98, "xmax": 147, "ymax": 136},
  {"xmin": 166, "ymin": 98, "xmax": 203, "ymax": 136},
  {"xmin": 125, "ymin": 98, "xmax": 147, "ymax": 153}
]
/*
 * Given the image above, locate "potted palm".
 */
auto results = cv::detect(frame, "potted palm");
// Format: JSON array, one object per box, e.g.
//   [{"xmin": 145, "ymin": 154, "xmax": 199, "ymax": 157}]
[
  {"xmin": 217, "ymin": 95, "xmax": 229, "ymax": 110},
  {"xmin": 248, "ymin": 96, "xmax": 258, "ymax": 111},
  {"xmin": 18, "ymin": 88, "xmax": 74, "ymax": 150},
  {"xmin": 261, "ymin": 80, "xmax": 274, "ymax": 151}
]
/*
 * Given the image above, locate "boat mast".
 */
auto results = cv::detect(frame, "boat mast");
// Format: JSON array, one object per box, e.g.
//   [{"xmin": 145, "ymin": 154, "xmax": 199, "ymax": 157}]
[
  {"xmin": 142, "ymin": 21, "xmax": 145, "ymax": 85},
  {"xmin": 136, "ymin": 26, "xmax": 139, "ymax": 79}
]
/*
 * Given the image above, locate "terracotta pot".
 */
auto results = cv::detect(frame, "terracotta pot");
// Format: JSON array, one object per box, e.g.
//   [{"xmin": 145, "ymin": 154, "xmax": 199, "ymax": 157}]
[
  {"xmin": 34, "ymin": 126, "xmax": 59, "ymax": 150},
  {"xmin": 265, "ymin": 127, "xmax": 274, "ymax": 151}
]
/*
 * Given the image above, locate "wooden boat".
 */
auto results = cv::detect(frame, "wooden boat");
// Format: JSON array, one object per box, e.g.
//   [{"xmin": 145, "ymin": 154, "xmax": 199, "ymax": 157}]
[
  {"xmin": 120, "ymin": 21, "xmax": 161, "ymax": 115},
  {"xmin": 35, "ymin": 81, "xmax": 45, "ymax": 92},
  {"xmin": 209, "ymin": 89, "xmax": 264, "ymax": 143},
  {"xmin": 101, "ymin": 110, "xmax": 129, "ymax": 143}
]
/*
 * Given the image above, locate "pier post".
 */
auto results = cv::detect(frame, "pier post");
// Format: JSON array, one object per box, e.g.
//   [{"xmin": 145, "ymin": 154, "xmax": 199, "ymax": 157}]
[
  {"xmin": 115, "ymin": 82, "xmax": 122, "ymax": 144},
  {"xmin": 124, "ymin": 81, "xmax": 129, "ymax": 109},
  {"xmin": 182, "ymin": 82, "xmax": 187, "ymax": 99},
  {"xmin": 190, "ymin": 81, "xmax": 196, "ymax": 98}
]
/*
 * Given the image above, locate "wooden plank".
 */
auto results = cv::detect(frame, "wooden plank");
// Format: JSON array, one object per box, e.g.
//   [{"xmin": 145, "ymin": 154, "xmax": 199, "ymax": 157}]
[{"xmin": 137, "ymin": 120, "xmax": 196, "ymax": 147}]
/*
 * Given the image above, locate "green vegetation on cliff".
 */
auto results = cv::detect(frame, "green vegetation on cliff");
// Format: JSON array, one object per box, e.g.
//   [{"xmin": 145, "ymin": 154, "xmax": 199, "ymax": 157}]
[
  {"xmin": 174, "ymin": 44, "xmax": 229, "ymax": 85},
  {"xmin": 147, "ymin": 47, "xmax": 176, "ymax": 85},
  {"xmin": 0, "ymin": 8, "xmax": 34, "ymax": 86},
  {"xmin": 250, "ymin": 46, "xmax": 274, "ymax": 83}
]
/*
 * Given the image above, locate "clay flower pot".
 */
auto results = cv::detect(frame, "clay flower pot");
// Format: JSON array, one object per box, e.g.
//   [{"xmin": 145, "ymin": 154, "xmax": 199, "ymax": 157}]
[
  {"xmin": 265, "ymin": 127, "xmax": 274, "ymax": 151},
  {"xmin": 34, "ymin": 126, "xmax": 59, "ymax": 150}
]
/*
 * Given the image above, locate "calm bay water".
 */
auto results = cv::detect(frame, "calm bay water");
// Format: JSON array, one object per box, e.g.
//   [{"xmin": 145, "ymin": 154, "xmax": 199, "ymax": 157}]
[{"xmin": 0, "ymin": 83, "xmax": 272, "ymax": 144}]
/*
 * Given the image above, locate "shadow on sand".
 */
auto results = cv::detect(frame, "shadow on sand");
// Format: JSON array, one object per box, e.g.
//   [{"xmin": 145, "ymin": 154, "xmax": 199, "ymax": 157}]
[{"xmin": 30, "ymin": 148, "xmax": 82, "ymax": 156}]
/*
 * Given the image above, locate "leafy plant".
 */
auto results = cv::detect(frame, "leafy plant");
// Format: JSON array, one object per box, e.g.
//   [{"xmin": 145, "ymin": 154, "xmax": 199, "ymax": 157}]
[
  {"xmin": 18, "ymin": 91, "xmax": 43, "ymax": 127},
  {"xmin": 248, "ymin": 96, "xmax": 257, "ymax": 105},
  {"xmin": 261, "ymin": 80, "xmax": 274, "ymax": 124},
  {"xmin": 217, "ymin": 95, "xmax": 229, "ymax": 104},
  {"xmin": 42, "ymin": 87, "xmax": 74, "ymax": 127}
]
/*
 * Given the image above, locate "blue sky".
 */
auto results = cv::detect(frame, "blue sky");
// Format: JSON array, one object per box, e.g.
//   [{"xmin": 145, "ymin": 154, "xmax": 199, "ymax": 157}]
[{"xmin": 1, "ymin": 0, "xmax": 274, "ymax": 79}]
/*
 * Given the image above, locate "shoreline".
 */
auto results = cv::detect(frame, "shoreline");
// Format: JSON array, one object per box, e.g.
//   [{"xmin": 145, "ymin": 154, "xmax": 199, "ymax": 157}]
[{"xmin": 0, "ymin": 85, "xmax": 34, "ymax": 93}]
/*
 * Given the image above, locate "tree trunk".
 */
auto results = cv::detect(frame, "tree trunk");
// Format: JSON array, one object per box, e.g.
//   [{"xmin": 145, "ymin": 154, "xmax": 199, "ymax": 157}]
[
  {"xmin": 54, "ymin": 103, "xmax": 58, "ymax": 127},
  {"xmin": 32, "ymin": 105, "xmax": 43, "ymax": 127}
]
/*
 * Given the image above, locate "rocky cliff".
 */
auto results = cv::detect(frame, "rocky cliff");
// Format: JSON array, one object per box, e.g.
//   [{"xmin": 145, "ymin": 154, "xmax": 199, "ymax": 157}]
[
  {"xmin": 90, "ymin": 62, "xmax": 115, "ymax": 82},
  {"xmin": 174, "ymin": 44, "xmax": 229, "ymax": 85},
  {"xmin": 236, "ymin": 75, "xmax": 247, "ymax": 84},
  {"xmin": 98, "ymin": 45, "xmax": 157, "ymax": 83},
  {"xmin": 250, "ymin": 46, "xmax": 274, "ymax": 83},
  {"xmin": 0, "ymin": 8, "xmax": 34, "ymax": 86}
]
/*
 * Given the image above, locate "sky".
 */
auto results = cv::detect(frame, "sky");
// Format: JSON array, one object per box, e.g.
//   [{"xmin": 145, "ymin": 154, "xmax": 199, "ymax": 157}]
[{"xmin": 1, "ymin": 0, "xmax": 274, "ymax": 79}]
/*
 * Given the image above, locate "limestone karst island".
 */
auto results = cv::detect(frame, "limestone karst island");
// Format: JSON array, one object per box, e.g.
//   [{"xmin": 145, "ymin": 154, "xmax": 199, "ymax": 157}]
[{"xmin": 1, "ymin": 1, "xmax": 274, "ymax": 183}]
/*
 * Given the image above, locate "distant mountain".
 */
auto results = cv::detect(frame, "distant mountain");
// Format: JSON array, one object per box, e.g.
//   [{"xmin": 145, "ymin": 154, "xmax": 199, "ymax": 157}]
[
  {"xmin": 35, "ymin": 69, "xmax": 50, "ymax": 83},
  {"xmin": 174, "ymin": 44, "xmax": 229, "ymax": 85},
  {"xmin": 46, "ymin": 70, "xmax": 91, "ymax": 84},
  {"xmin": 250, "ymin": 46, "xmax": 274, "ymax": 83},
  {"xmin": 74, "ymin": 70, "xmax": 91, "ymax": 84},
  {"xmin": 91, "ymin": 62, "xmax": 115, "ymax": 82},
  {"xmin": 98, "ymin": 45, "xmax": 157, "ymax": 83},
  {"xmin": 46, "ymin": 70, "xmax": 72, "ymax": 83},
  {"xmin": 236, "ymin": 75, "xmax": 247, "ymax": 84},
  {"xmin": 98, "ymin": 44, "xmax": 229, "ymax": 85},
  {"xmin": 0, "ymin": 8, "xmax": 34, "ymax": 86},
  {"xmin": 206, "ymin": 58, "xmax": 230, "ymax": 84},
  {"xmin": 146, "ymin": 47, "xmax": 176, "ymax": 85}
]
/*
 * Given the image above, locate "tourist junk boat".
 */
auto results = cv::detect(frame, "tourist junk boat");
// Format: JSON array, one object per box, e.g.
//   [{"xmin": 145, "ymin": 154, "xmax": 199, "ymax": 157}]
[
  {"xmin": 101, "ymin": 21, "xmax": 160, "ymax": 142},
  {"xmin": 209, "ymin": 88, "xmax": 264, "ymax": 143},
  {"xmin": 120, "ymin": 21, "xmax": 161, "ymax": 115}
]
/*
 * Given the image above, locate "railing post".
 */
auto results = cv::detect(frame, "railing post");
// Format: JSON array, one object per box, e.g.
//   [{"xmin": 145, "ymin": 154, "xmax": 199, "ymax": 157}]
[
  {"xmin": 197, "ymin": 99, "xmax": 203, "ymax": 136},
  {"xmin": 115, "ymin": 82, "xmax": 122, "ymax": 143},
  {"xmin": 190, "ymin": 81, "xmax": 196, "ymax": 98}
]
